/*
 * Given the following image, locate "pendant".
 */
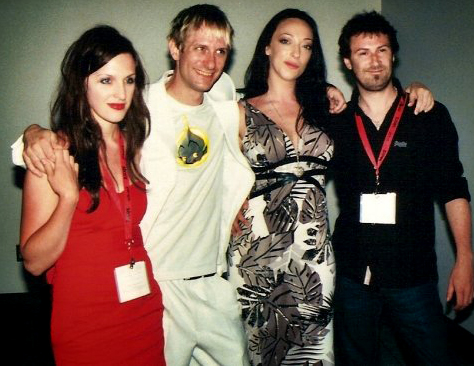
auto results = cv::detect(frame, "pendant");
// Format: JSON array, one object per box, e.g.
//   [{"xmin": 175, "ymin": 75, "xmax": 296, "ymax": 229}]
[{"xmin": 293, "ymin": 165, "xmax": 304, "ymax": 177}]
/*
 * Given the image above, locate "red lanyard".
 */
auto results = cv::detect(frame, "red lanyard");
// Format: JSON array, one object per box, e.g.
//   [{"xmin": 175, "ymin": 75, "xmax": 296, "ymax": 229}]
[
  {"xmin": 101, "ymin": 133, "xmax": 135, "ymax": 267},
  {"xmin": 355, "ymin": 95, "xmax": 407, "ymax": 186}
]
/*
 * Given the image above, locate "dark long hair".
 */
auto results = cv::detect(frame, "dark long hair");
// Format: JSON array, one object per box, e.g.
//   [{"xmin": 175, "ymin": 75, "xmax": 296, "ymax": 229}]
[
  {"xmin": 242, "ymin": 9, "xmax": 330, "ymax": 129},
  {"xmin": 51, "ymin": 25, "xmax": 149, "ymax": 211}
]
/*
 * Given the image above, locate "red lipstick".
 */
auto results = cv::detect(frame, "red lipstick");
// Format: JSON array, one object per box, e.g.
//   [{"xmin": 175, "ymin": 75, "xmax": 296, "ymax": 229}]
[
  {"xmin": 108, "ymin": 103, "xmax": 125, "ymax": 110},
  {"xmin": 285, "ymin": 61, "xmax": 299, "ymax": 69}
]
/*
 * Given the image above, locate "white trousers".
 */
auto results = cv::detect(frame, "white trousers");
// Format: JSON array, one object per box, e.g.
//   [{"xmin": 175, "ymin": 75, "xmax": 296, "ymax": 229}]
[{"xmin": 159, "ymin": 275, "xmax": 249, "ymax": 366}]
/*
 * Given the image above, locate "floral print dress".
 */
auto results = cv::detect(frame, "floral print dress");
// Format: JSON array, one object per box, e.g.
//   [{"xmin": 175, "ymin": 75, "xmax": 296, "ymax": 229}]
[{"xmin": 228, "ymin": 101, "xmax": 336, "ymax": 366}]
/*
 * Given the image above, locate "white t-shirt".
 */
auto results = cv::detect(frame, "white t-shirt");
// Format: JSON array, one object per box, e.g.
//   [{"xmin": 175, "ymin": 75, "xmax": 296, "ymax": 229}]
[{"xmin": 150, "ymin": 91, "xmax": 225, "ymax": 280}]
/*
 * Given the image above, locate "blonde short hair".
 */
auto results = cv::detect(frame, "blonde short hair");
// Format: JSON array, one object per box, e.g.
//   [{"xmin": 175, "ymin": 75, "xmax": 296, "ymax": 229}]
[{"xmin": 168, "ymin": 4, "xmax": 234, "ymax": 49}]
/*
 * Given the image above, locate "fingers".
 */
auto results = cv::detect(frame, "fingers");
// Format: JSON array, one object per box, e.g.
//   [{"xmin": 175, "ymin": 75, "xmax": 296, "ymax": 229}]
[
  {"xmin": 329, "ymin": 97, "xmax": 338, "ymax": 114},
  {"xmin": 331, "ymin": 100, "xmax": 347, "ymax": 114},
  {"xmin": 42, "ymin": 158, "xmax": 55, "ymax": 178},
  {"xmin": 43, "ymin": 138, "xmax": 57, "ymax": 161},
  {"xmin": 454, "ymin": 294, "xmax": 468, "ymax": 311},
  {"xmin": 53, "ymin": 148, "xmax": 65, "ymax": 165},
  {"xmin": 407, "ymin": 92, "xmax": 416, "ymax": 108},
  {"xmin": 57, "ymin": 149, "xmax": 77, "ymax": 173},
  {"xmin": 413, "ymin": 92, "xmax": 429, "ymax": 115},
  {"xmin": 328, "ymin": 95, "xmax": 348, "ymax": 114},
  {"xmin": 47, "ymin": 149, "xmax": 70, "ymax": 171},
  {"xmin": 454, "ymin": 286, "xmax": 474, "ymax": 311},
  {"xmin": 64, "ymin": 151, "xmax": 79, "ymax": 179},
  {"xmin": 238, "ymin": 212, "xmax": 250, "ymax": 229},
  {"xmin": 424, "ymin": 97, "xmax": 434, "ymax": 113},
  {"xmin": 23, "ymin": 153, "xmax": 44, "ymax": 177},
  {"xmin": 231, "ymin": 212, "xmax": 249, "ymax": 236},
  {"xmin": 69, "ymin": 154, "xmax": 76, "ymax": 171},
  {"xmin": 54, "ymin": 134, "xmax": 70, "ymax": 149},
  {"xmin": 327, "ymin": 86, "xmax": 347, "ymax": 115},
  {"xmin": 23, "ymin": 141, "xmax": 57, "ymax": 176},
  {"xmin": 44, "ymin": 149, "xmax": 79, "ymax": 200},
  {"xmin": 446, "ymin": 281, "xmax": 454, "ymax": 302},
  {"xmin": 231, "ymin": 202, "xmax": 250, "ymax": 236},
  {"xmin": 24, "ymin": 127, "xmax": 59, "ymax": 161},
  {"xmin": 231, "ymin": 220, "xmax": 242, "ymax": 236},
  {"xmin": 405, "ymin": 82, "xmax": 435, "ymax": 115},
  {"xmin": 447, "ymin": 271, "xmax": 474, "ymax": 311}
]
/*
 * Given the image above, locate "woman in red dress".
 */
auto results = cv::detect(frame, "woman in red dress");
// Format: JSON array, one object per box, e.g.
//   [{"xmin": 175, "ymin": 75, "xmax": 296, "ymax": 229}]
[{"xmin": 20, "ymin": 26, "xmax": 165, "ymax": 365}]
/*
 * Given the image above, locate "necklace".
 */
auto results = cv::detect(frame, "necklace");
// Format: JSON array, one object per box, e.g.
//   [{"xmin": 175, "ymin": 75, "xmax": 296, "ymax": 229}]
[{"xmin": 270, "ymin": 101, "xmax": 304, "ymax": 178}]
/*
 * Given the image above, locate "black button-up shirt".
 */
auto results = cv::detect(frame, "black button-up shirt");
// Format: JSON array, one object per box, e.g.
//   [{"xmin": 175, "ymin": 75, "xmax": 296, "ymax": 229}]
[{"xmin": 329, "ymin": 80, "xmax": 470, "ymax": 288}]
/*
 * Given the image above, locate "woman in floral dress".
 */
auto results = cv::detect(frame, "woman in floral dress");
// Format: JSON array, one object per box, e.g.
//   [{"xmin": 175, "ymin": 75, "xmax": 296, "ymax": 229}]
[{"xmin": 228, "ymin": 9, "xmax": 336, "ymax": 366}]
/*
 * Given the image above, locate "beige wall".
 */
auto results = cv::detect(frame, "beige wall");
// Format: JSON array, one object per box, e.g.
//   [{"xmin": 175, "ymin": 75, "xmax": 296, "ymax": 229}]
[
  {"xmin": 384, "ymin": 0, "xmax": 474, "ymax": 333},
  {"xmin": 0, "ymin": 0, "xmax": 379, "ymax": 293}
]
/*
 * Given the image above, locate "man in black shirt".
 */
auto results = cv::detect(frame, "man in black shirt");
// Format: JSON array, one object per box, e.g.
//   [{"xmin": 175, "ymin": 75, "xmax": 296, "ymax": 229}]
[{"xmin": 331, "ymin": 11, "xmax": 473, "ymax": 365}]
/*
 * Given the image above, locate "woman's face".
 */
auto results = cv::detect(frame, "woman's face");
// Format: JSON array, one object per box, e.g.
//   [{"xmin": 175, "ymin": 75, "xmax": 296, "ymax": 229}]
[
  {"xmin": 86, "ymin": 53, "xmax": 136, "ymax": 128},
  {"xmin": 265, "ymin": 18, "xmax": 313, "ymax": 82}
]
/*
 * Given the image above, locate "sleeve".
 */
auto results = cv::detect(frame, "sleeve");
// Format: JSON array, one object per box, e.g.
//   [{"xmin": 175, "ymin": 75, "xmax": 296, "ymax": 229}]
[
  {"xmin": 11, "ymin": 135, "xmax": 26, "ymax": 168},
  {"xmin": 428, "ymin": 103, "xmax": 470, "ymax": 204}
]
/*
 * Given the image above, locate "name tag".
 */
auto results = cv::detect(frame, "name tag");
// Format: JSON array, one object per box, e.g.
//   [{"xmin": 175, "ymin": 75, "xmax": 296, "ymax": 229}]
[
  {"xmin": 114, "ymin": 261, "xmax": 151, "ymax": 303},
  {"xmin": 360, "ymin": 192, "xmax": 396, "ymax": 224}
]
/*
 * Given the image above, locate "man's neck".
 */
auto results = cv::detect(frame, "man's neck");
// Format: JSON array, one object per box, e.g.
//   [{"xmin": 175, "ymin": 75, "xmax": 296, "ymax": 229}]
[
  {"xmin": 357, "ymin": 82, "xmax": 398, "ymax": 129},
  {"xmin": 165, "ymin": 73, "xmax": 204, "ymax": 106}
]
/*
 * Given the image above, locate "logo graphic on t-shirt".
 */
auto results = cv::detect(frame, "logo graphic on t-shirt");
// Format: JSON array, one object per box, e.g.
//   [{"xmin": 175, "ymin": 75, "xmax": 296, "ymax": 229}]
[{"xmin": 176, "ymin": 115, "xmax": 209, "ymax": 167}]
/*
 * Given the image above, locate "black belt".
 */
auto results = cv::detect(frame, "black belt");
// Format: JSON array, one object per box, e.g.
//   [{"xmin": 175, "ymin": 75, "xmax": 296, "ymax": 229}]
[
  {"xmin": 249, "ymin": 156, "xmax": 329, "ymax": 199},
  {"xmin": 250, "ymin": 170, "xmax": 326, "ymax": 199},
  {"xmin": 183, "ymin": 272, "xmax": 229, "ymax": 281},
  {"xmin": 183, "ymin": 272, "xmax": 216, "ymax": 281}
]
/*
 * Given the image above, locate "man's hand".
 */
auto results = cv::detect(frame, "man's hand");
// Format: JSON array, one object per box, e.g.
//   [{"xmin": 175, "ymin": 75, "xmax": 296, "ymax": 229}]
[
  {"xmin": 23, "ymin": 125, "xmax": 65, "ymax": 177},
  {"xmin": 327, "ymin": 85, "xmax": 347, "ymax": 114},
  {"xmin": 445, "ymin": 198, "xmax": 473, "ymax": 311},
  {"xmin": 447, "ymin": 257, "xmax": 474, "ymax": 311},
  {"xmin": 231, "ymin": 200, "xmax": 249, "ymax": 236},
  {"xmin": 405, "ymin": 82, "xmax": 434, "ymax": 115}
]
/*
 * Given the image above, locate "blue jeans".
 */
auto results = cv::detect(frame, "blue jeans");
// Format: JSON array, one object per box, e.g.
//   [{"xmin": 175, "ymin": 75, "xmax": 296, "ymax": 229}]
[{"xmin": 334, "ymin": 276, "xmax": 453, "ymax": 366}]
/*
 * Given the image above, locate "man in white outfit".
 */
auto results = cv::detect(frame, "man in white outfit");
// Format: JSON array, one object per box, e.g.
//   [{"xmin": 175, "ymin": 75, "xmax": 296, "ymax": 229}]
[{"xmin": 139, "ymin": 5, "xmax": 253, "ymax": 365}]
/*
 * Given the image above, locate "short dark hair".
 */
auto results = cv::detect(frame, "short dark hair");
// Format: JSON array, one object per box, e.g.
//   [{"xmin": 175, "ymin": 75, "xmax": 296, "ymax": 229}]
[
  {"xmin": 168, "ymin": 4, "xmax": 234, "ymax": 49},
  {"xmin": 338, "ymin": 11, "xmax": 399, "ymax": 59},
  {"xmin": 51, "ymin": 25, "xmax": 149, "ymax": 211},
  {"xmin": 243, "ymin": 8, "xmax": 329, "ymax": 128}
]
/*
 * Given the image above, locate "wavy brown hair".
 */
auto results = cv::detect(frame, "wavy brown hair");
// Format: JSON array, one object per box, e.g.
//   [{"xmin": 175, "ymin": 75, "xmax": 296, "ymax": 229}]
[{"xmin": 51, "ymin": 25, "xmax": 149, "ymax": 211}]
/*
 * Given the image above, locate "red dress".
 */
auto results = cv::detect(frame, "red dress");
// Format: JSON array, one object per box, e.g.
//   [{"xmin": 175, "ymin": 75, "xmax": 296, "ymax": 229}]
[{"xmin": 46, "ymin": 182, "xmax": 165, "ymax": 365}]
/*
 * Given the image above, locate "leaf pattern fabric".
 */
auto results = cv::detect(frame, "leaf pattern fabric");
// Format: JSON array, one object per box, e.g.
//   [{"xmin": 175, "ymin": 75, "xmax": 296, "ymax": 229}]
[{"xmin": 228, "ymin": 101, "xmax": 336, "ymax": 366}]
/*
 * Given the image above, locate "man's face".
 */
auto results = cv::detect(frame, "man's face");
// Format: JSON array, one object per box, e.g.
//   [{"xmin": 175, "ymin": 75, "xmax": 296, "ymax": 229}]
[
  {"xmin": 343, "ymin": 32, "xmax": 394, "ymax": 92},
  {"xmin": 169, "ymin": 25, "xmax": 229, "ymax": 102}
]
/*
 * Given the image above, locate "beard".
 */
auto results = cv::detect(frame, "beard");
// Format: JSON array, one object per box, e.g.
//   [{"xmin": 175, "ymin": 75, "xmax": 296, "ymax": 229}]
[{"xmin": 356, "ymin": 67, "xmax": 392, "ymax": 92}]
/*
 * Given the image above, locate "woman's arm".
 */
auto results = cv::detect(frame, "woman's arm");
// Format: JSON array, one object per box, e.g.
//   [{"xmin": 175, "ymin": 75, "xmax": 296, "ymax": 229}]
[
  {"xmin": 405, "ymin": 82, "xmax": 435, "ymax": 114},
  {"xmin": 326, "ymin": 82, "xmax": 435, "ymax": 115},
  {"xmin": 20, "ymin": 149, "xmax": 79, "ymax": 276},
  {"xmin": 238, "ymin": 101, "xmax": 247, "ymax": 142},
  {"xmin": 327, "ymin": 85, "xmax": 347, "ymax": 114}
]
